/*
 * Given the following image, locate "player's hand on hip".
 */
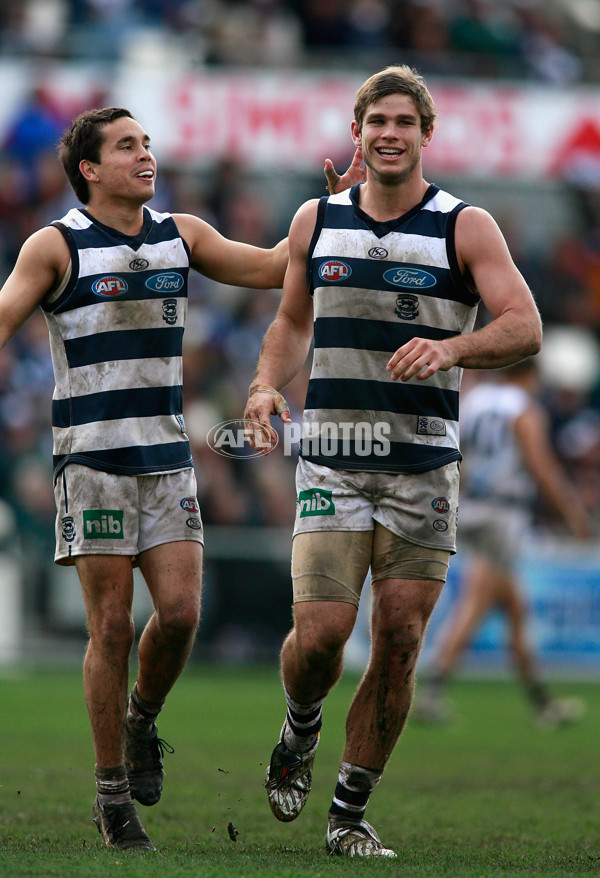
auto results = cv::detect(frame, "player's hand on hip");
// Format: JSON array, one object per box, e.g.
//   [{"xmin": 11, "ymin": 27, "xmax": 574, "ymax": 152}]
[
  {"xmin": 324, "ymin": 146, "xmax": 365, "ymax": 195},
  {"xmin": 244, "ymin": 385, "xmax": 291, "ymax": 454},
  {"xmin": 387, "ymin": 338, "xmax": 453, "ymax": 382}
]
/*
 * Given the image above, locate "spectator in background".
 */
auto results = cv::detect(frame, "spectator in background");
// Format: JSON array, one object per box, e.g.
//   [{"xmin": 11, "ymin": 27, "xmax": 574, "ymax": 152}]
[
  {"xmin": 3, "ymin": 87, "xmax": 64, "ymax": 171},
  {"xmin": 449, "ymin": 0, "xmax": 520, "ymax": 57},
  {"xmin": 416, "ymin": 359, "xmax": 593, "ymax": 727},
  {"xmin": 291, "ymin": 0, "xmax": 351, "ymax": 49},
  {"xmin": 514, "ymin": 4, "xmax": 582, "ymax": 85},
  {"xmin": 203, "ymin": 0, "xmax": 303, "ymax": 66}
]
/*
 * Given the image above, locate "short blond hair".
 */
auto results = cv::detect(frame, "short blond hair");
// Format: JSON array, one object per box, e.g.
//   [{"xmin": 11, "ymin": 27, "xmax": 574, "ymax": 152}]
[{"xmin": 354, "ymin": 65, "xmax": 436, "ymax": 134}]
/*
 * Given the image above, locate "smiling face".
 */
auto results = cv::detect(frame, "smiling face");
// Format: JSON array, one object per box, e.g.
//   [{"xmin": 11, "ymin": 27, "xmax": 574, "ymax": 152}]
[
  {"xmin": 80, "ymin": 115, "xmax": 157, "ymax": 206},
  {"xmin": 351, "ymin": 93, "xmax": 433, "ymax": 187}
]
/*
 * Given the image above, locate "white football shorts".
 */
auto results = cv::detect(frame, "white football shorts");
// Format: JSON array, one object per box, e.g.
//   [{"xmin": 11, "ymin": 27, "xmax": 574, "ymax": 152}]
[
  {"xmin": 54, "ymin": 464, "xmax": 203, "ymax": 565},
  {"xmin": 293, "ymin": 457, "xmax": 459, "ymax": 553}
]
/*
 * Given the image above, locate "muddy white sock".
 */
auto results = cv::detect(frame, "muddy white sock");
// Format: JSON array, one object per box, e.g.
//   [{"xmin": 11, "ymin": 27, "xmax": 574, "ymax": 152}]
[{"xmin": 95, "ymin": 764, "xmax": 130, "ymax": 806}]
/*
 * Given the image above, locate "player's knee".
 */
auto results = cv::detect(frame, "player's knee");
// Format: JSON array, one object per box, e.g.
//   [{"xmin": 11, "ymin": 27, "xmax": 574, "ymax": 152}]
[
  {"xmin": 90, "ymin": 609, "xmax": 135, "ymax": 656},
  {"xmin": 381, "ymin": 622, "xmax": 422, "ymax": 656},
  {"xmin": 157, "ymin": 598, "xmax": 201, "ymax": 639},
  {"xmin": 372, "ymin": 610, "xmax": 426, "ymax": 666},
  {"xmin": 294, "ymin": 619, "xmax": 351, "ymax": 671}
]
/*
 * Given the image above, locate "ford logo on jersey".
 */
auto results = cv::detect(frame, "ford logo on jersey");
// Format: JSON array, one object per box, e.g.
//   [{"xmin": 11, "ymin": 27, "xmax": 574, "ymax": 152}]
[
  {"xmin": 383, "ymin": 267, "xmax": 436, "ymax": 288},
  {"xmin": 92, "ymin": 276, "xmax": 128, "ymax": 297},
  {"xmin": 145, "ymin": 272, "xmax": 185, "ymax": 292},
  {"xmin": 318, "ymin": 260, "xmax": 351, "ymax": 282}
]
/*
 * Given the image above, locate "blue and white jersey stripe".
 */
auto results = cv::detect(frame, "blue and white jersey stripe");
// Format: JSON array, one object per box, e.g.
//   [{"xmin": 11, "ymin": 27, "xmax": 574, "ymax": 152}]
[
  {"xmin": 301, "ymin": 183, "xmax": 480, "ymax": 473},
  {"xmin": 43, "ymin": 206, "xmax": 192, "ymax": 478}
]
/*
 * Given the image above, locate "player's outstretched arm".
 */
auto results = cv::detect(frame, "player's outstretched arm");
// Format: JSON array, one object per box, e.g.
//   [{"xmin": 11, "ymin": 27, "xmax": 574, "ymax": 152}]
[
  {"xmin": 174, "ymin": 213, "xmax": 289, "ymax": 291},
  {"xmin": 175, "ymin": 148, "xmax": 366, "ymax": 291}
]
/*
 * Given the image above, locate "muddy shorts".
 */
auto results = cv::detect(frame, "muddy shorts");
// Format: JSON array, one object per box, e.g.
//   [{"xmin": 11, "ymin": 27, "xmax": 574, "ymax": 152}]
[
  {"xmin": 54, "ymin": 464, "xmax": 203, "ymax": 565},
  {"xmin": 290, "ymin": 458, "xmax": 458, "ymax": 605},
  {"xmin": 293, "ymin": 457, "xmax": 459, "ymax": 551}
]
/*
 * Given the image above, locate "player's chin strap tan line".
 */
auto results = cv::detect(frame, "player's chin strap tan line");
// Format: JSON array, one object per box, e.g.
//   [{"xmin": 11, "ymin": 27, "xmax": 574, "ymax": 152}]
[{"xmin": 248, "ymin": 384, "xmax": 290, "ymax": 416}]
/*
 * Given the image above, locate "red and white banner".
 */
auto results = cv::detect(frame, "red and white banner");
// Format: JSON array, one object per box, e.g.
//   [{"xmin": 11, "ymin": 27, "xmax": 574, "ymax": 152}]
[
  {"xmin": 115, "ymin": 69, "xmax": 600, "ymax": 180},
  {"xmin": 3, "ymin": 62, "xmax": 600, "ymax": 180}
]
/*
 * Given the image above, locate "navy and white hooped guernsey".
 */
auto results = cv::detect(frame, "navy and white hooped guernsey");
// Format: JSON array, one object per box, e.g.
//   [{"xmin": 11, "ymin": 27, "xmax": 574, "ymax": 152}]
[
  {"xmin": 43, "ymin": 206, "xmax": 192, "ymax": 479},
  {"xmin": 301, "ymin": 183, "xmax": 481, "ymax": 474}
]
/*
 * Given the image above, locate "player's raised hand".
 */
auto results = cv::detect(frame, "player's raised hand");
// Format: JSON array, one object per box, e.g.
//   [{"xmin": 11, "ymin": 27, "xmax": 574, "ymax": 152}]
[{"xmin": 324, "ymin": 146, "xmax": 365, "ymax": 195}]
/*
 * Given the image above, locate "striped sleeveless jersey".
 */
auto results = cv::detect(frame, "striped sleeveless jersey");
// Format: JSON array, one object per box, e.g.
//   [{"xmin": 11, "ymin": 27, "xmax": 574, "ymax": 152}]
[
  {"xmin": 301, "ymin": 183, "xmax": 480, "ymax": 473},
  {"xmin": 42, "ymin": 206, "xmax": 192, "ymax": 478}
]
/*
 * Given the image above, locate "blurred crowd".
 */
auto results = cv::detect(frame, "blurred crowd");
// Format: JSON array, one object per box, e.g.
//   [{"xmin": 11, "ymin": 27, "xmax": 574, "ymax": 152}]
[{"xmin": 0, "ymin": 0, "xmax": 598, "ymax": 83}]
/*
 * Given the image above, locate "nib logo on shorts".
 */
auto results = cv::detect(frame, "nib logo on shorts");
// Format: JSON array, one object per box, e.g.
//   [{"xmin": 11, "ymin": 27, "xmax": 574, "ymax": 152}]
[
  {"xmin": 83, "ymin": 509, "xmax": 124, "ymax": 539},
  {"xmin": 298, "ymin": 488, "xmax": 335, "ymax": 517}
]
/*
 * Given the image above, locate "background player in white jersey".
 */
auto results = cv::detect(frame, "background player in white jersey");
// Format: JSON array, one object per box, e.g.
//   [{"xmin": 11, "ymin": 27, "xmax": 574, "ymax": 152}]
[
  {"xmin": 415, "ymin": 358, "xmax": 593, "ymax": 726},
  {"xmin": 0, "ymin": 106, "xmax": 293, "ymax": 851},
  {"xmin": 244, "ymin": 65, "xmax": 542, "ymax": 857}
]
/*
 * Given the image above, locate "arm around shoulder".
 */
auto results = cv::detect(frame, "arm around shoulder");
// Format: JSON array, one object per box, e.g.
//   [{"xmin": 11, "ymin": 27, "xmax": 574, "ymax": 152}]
[{"xmin": 174, "ymin": 212, "xmax": 288, "ymax": 290}]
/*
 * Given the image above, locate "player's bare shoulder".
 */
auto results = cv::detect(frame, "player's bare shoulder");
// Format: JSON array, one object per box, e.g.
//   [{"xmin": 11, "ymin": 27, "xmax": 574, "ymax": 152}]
[
  {"xmin": 170, "ymin": 212, "xmax": 210, "ymax": 241},
  {"xmin": 455, "ymin": 206, "xmax": 506, "ymax": 256},
  {"xmin": 291, "ymin": 198, "xmax": 321, "ymax": 233},
  {"xmin": 0, "ymin": 224, "xmax": 71, "ymax": 347},
  {"xmin": 289, "ymin": 199, "xmax": 321, "ymax": 253},
  {"xmin": 16, "ymin": 224, "xmax": 71, "ymax": 284}
]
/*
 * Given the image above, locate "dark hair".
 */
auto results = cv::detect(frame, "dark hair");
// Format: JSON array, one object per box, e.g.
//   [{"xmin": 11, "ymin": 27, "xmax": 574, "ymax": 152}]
[
  {"xmin": 354, "ymin": 65, "xmax": 436, "ymax": 134},
  {"xmin": 58, "ymin": 107, "xmax": 134, "ymax": 204}
]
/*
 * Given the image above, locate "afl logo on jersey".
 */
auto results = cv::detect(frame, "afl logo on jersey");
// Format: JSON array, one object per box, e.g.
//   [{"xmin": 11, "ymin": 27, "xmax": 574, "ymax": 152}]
[
  {"xmin": 318, "ymin": 260, "xmax": 351, "ymax": 282},
  {"xmin": 92, "ymin": 276, "xmax": 128, "ymax": 297},
  {"xmin": 384, "ymin": 267, "xmax": 436, "ymax": 289},
  {"xmin": 368, "ymin": 247, "xmax": 388, "ymax": 259}
]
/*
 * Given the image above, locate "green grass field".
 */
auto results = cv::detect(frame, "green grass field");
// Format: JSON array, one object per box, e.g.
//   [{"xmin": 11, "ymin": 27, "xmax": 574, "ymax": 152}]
[{"xmin": 1, "ymin": 665, "xmax": 599, "ymax": 877}]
